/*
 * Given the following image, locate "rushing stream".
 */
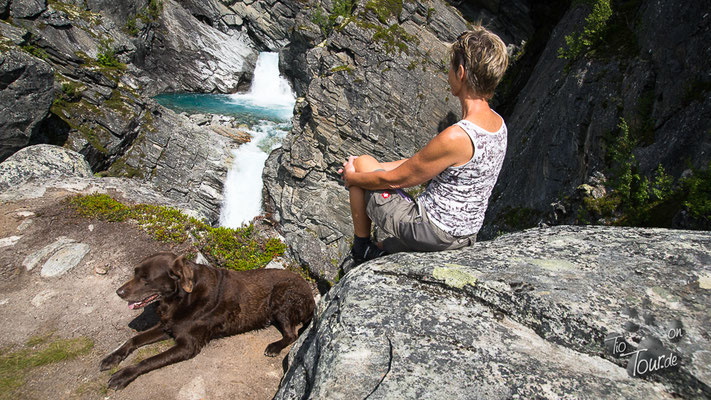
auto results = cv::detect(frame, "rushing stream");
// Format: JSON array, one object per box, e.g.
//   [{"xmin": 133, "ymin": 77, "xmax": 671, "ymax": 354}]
[{"xmin": 154, "ymin": 52, "xmax": 296, "ymax": 228}]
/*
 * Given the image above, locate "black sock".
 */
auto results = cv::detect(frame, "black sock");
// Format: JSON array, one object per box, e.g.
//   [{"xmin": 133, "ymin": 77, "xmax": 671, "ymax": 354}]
[{"xmin": 353, "ymin": 235, "xmax": 370, "ymax": 253}]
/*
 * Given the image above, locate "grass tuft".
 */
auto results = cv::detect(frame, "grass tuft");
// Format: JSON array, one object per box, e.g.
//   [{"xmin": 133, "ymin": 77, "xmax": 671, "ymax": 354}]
[
  {"xmin": 0, "ymin": 336, "xmax": 94, "ymax": 399},
  {"xmin": 68, "ymin": 194, "xmax": 287, "ymax": 271}
]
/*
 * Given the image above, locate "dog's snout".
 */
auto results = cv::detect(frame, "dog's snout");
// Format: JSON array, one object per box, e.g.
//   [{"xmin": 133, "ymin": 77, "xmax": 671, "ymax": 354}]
[{"xmin": 116, "ymin": 283, "xmax": 129, "ymax": 299}]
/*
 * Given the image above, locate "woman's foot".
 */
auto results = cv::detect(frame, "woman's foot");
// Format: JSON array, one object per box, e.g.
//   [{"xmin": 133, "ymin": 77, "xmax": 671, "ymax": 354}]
[{"xmin": 352, "ymin": 240, "xmax": 386, "ymax": 265}]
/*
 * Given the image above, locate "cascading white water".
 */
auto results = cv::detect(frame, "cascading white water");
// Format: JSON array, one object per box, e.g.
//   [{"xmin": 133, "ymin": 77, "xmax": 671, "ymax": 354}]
[
  {"xmin": 231, "ymin": 52, "xmax": 296, "ymax": 114},
  {"xmin": 218, "ymin": 52, "xmax": 296, "ymax": 228}
]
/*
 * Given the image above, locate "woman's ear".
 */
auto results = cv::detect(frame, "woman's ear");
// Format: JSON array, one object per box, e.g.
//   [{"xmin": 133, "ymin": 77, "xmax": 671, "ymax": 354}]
[{"xmin": 457, "ymin": 64, "xmax": 466, "ymax": 82}]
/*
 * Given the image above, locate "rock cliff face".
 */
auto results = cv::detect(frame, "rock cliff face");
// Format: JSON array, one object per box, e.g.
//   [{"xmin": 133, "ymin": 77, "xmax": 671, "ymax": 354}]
[
  {"xmin": 263, "ymin": 0, "xmax": 533, "ymax": 280},
  {"xmin": 276, "ymin": 226, "xmax": 711, "ymax": 399},
  {"xmin": 481, "ymin": 0, "xmax": 711, "ymax": 238},
  {"xmin": 0, "ymin": 50, "xmax": 54, "ymax": 162}
]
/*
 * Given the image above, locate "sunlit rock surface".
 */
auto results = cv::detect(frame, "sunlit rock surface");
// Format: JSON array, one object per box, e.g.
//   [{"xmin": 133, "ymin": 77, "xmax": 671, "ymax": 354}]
[{"xmin": 277, "ymin": 225, "xmax": 711, "ymax": 399}]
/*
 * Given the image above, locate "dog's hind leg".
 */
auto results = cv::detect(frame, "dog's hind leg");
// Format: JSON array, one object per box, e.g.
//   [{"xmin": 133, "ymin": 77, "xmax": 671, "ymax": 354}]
[
  {"xmin": 99, "ymin": 325, "xmax": 169, "ymax": 371},
  {"xmin": 264, "ymin": 283, "xmax": 303, "ymax": 357}
]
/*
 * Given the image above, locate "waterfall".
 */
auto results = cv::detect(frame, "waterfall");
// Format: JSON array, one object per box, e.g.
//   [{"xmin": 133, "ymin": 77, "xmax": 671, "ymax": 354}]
[{"xmin": 218, "ymin": 52, "xmax": 295, "ymax": 228}]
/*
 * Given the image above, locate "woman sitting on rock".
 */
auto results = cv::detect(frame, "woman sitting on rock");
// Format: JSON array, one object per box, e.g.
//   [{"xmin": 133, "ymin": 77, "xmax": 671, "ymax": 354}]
[{"xmin": 338, "ymin": 26, "xmax": 509, "ymax": 264}]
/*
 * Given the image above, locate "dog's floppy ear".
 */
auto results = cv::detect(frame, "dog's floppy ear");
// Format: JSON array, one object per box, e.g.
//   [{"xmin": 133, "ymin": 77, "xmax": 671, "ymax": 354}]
[{"xmin": 171, "ymin": 255, "xmax": 194, "ymax": 293}]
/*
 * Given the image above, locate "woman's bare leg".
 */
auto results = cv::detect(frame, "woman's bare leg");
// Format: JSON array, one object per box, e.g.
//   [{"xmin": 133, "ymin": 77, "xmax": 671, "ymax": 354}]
[{"xmin": 350, "ymin": 155, "xmax": 382, "ymax": 238}]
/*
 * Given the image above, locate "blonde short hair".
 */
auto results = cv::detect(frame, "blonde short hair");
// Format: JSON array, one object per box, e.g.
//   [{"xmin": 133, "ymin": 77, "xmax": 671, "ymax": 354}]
[{"xmin": 450, "ymin": 26, "xmax": 509, "ymax": 99}]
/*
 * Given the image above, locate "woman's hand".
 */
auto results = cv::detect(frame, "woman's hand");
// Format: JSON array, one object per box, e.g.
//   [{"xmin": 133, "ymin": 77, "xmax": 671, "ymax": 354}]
[{"xmin": 337, "ymin": 156, "xmax": 358, "ymax": 188}]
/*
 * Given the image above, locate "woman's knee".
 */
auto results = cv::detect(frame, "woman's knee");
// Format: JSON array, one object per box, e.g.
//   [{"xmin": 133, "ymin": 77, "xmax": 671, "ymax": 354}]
[{"xmin": 353, "ymin": 155, "xmax": 380, "ymax": 172}]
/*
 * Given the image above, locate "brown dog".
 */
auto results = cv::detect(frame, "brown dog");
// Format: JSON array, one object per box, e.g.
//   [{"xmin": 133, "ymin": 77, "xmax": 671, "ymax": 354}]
[{"xmin": 100, "ymin": 252, "xmax": 315, "ymax": 390}]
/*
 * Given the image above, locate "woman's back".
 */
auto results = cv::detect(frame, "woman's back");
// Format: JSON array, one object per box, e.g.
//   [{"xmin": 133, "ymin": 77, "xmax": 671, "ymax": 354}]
[{"xmin": 418, "ymin": 118, "xmax": 507, "ymax": 237}]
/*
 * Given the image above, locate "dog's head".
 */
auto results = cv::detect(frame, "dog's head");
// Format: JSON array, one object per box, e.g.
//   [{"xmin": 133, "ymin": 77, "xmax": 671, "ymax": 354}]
[{"xmin": 116, "ymin": 252, "xmax": 195, "ymax": 310}]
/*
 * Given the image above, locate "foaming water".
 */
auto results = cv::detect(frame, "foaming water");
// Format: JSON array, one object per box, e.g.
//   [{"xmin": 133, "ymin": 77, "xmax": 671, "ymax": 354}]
[
  {"xmin": 218, "ymin": 120, "xmax": 291, "ymax": 228},
  {"xmin": 229, "ymin": 52, "xmax": 296, "ymax": 120},
  {"xmin": 154, "ymin": 52, "xmax": 296, "ymax": 228},
  {"xmin": 219, "ymin": 52, "xmax": 295, "ymax": 228}
]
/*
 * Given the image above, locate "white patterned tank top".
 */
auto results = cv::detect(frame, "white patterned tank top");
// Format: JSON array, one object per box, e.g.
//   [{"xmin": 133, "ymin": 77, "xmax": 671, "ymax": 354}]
[{"xmin": 417, "ymin": 117, "xmax": 507, "ymax": 237}]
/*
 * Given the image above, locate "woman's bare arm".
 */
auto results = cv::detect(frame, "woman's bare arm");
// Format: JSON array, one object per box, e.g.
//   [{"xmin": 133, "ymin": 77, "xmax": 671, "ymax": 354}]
[
  {"xmin": 380, "ymin": 158, "xmax": 409, "ymax": 171},
  {"xmin": 343, "ymin": 126, "xmax": 472, "ymax": 190}
]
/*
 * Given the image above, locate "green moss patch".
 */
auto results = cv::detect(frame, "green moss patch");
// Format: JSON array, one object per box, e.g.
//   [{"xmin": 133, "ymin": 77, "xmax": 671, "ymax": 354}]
[
  {"xmin": 311, "ymin": 0, "xmax": 355, "ymax": 37},
  {"xmin": 68, "ymin": 194, "xmax": 287, "ymax": 271},
  {"xmin": 433, "ymin": 265, "xmax": 479, "ymax": 289},
  {"xmin": 0, "ymin": 335, "xmax": 94, "ymax": 399},
  {"xmin": 47, "ymin": 0, "xmax": 103, "ymax": 25}
]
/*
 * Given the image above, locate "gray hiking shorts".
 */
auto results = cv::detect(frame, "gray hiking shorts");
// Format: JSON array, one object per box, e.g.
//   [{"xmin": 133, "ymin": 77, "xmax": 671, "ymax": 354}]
[{"xmin": 365, "ymin": 189, "xmax": 476, "ymax": 254}]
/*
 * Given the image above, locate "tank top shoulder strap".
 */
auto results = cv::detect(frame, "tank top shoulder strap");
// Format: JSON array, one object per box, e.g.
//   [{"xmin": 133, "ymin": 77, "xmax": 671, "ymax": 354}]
[
  {"xmin": 454, "ymin": 120, "xmax": 481, "ymax": 162},
  {"xmin": 454, "ymin": 120, "xmax": 478, "ymax": 139}
]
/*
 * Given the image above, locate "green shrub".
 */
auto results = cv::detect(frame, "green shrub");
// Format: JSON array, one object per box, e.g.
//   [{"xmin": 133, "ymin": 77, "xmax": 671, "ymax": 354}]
[
  {"xmin": 311, "ymin": 0, "xmax": 354, "ymax": 37},
  {"xmin": 365, "ymin": 0, "xmax": 404, "ymax": 23},
  {"xmin": 68, "ymin": 193, "xmax": 287, "ymax": 271},
  {"xmin": 147, "ymin": 0, "xmax": 163, "ymax": 20},
  {"xmin": 96, "ymin": 39, "xmax": 122, "ymax": 68},
  {"xmin": 371, "ymin": 23, "xmax": 417, "ymax": 54},
  {"xmin": 21, "ymin": 45, "xmax": 49, "ymax": 61},
  {"xmin": 679, "ymin": 163, "xmax": 711, "ymax": 222},
  {"xmin": 578, "ymin": 119, "xmax": 710, "ymax": 228},
  {"xmin": 125, "ymin": 17, "xmax": 139, "ymax": 36},
  {"xmin": 558, "ymin": 0, "xmax": 613, "ymax": 62}
]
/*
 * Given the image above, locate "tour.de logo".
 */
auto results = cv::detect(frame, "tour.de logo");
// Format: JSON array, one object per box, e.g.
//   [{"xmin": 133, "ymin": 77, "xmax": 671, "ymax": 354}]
[{"xmin": 604, "ymin": 319, "xmax": 683, "ymax": 378}]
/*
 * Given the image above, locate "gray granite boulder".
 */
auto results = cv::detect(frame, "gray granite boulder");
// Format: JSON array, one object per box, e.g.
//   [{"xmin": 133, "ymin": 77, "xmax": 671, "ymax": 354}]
[
  {"xmin": 276, "ymin": 226, "xmax": 711, "ymax": 399},
  {"xmin": 0, "ymin": 50, "xmax": 55, "ymax": 162},
  {"xmin": 0, "ymin": 144, "xmax": 93, "ymax": 192}
]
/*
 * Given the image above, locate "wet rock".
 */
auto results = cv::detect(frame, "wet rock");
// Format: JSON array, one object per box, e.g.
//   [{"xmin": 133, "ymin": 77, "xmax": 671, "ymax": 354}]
[
  {"xmin": 0, "ymin": 145, "xmax": 93, "ymax": 192},
  {"xmin": 277, "ymin": 226, "xmax": 711, "ymax": 399},
  {"xmin": 113, "ymin": 103, "xmax": 240, "ymax": 222}
]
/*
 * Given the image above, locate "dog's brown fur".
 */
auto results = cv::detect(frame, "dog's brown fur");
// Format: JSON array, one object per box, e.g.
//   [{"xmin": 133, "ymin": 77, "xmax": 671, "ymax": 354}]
[{"xmin": 100, "ymin": 252, "xmax": 315, "ymax": 390}]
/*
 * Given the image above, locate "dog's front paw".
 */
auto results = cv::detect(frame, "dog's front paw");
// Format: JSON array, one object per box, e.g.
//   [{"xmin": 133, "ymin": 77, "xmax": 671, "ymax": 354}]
[
  {"xmin": 107, "ymin": 366, "xmax": 138, "ymax": 390},
  {"xmin": 99, "ymin": 351, "xmax": 125, "ymax": 371},
  {"xmin": 264, "ymin": 343, "xmax": 282, "ymax": 357}
]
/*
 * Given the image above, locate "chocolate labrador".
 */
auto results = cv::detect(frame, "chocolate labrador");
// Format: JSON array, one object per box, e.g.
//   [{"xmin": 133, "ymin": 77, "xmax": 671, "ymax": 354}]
[{"xmin": 100, "ymin": 252, "xmax": 315, "ymax": 390}]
